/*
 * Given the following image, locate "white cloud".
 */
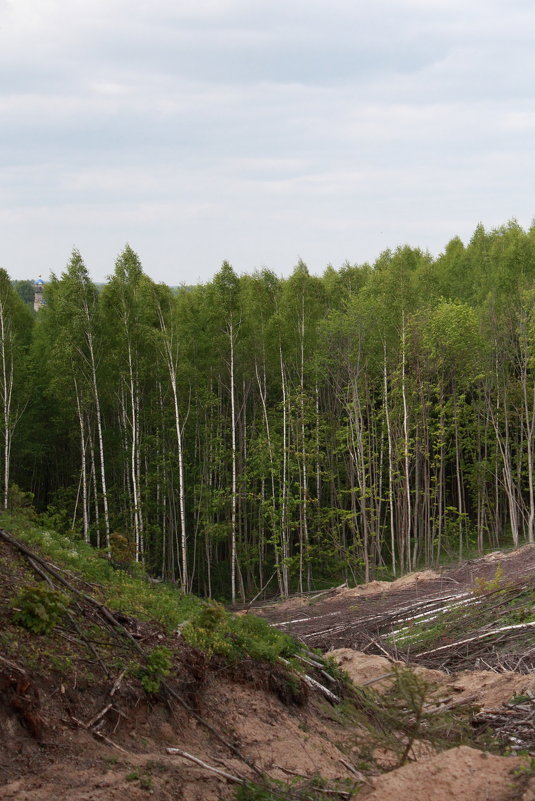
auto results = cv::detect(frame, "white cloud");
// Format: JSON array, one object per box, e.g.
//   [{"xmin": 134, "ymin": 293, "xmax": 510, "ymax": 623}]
[
  {"xmin": 503, "ymin": 111, "xmax": 535, "ymax": 131},
  {"xmin": 1, "ymin": 0, "xmax": 535, "ymax": 282}
]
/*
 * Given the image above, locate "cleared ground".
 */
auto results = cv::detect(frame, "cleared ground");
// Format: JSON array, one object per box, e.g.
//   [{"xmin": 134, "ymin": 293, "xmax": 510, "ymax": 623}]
[{"xmin": 2, "ymin": 531, "xmax": 535, "ymax": 801}]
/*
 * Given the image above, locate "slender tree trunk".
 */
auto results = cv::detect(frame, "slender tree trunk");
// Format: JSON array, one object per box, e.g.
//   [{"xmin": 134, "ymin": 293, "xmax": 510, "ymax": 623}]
[
  {"xmin": 401, "ymin": 315, "xmax": 412, "ymax": 572},
  {"xmin": 87, "ymin": 333, "xmax": 110, "ymax": 550},
  {"xmin": 125, "ymin": 341, "xmax": 142, "ymax": 560},
  {"xmin": 255, "ymin": 360, "xmax": 283, "ymax": 594},
  {"xmin": 74, "ymin": 377, "xmax": 89, "ymax": 542},
  {"xmin": 383, "ymin": 346, "xmax": 396, "ymax": 575},
  {"xmin": 229, "ymin": 320, "xmax": 238, "ymax": 604},
  {"xmin": 0, "ymin": 300, "xmax": 13, "ymax": 510},
  {"xmin": 280, "ymin": 346, "xmax": 290, "ymax": 596},
  {"xmin": 521, "ymin": 351, "xmax": 535, "ymax": 544},
  {"xmin": 488, "ymin": 361, "xmax": 520, "ymax": 547},
  {"xmin": 89, "ymin": 430, "xmax": 100, "ymax": 548},
  {"xmin": 156, "ymin": 306, "xmax": 189, "ymax": 588},
  {"xmin": 454, "ymin": 405, "xmax": 465, "ymax": 561},
  {"xmin": 299, "ymin": 302, "xmax": 310, "ymax": 591}
]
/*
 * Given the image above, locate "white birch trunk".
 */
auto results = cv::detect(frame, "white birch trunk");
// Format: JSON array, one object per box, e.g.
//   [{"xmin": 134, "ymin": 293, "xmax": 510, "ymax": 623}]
[
  {"xmin": 383, "ymin": 346, "xmax": 396, "ymax": 575},
  {"xmin": 74, "ymin": 377, "xmax": 89, "ymax": 542},
  {"xmin": 520, "ymin": 342, "xmax": 535, "ymax": 544},
  {"xmin": 229, "ymin": 320, "xmax": 237, "ymax": 604},
  {"xmin": 280, "ymin": 346, "xmax": 290, "ymax": 597},
  {"xmin": 401, "ymin": 314, "xmax": 412, "ymax": 572},
  {"xmin": 156, "ymin": 306, "xmax": 189, "ymax": 589},
  {"xmin": 0, "ymin": 300, "xmax": 13, "ymax": 510},
  {"xmin": 87, "ymin": 333, "xmax": 110, "ymax": 550}
]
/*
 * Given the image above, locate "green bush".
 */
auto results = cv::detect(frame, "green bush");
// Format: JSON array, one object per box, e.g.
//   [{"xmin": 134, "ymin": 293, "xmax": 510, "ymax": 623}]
[
  {"xmin": 7, "ymin": 484, "xmax": 35, "ymax": 514},
  {"xmin": 229, "ymin": 613, "xmax": 298, "ymax": 662},
  {"xmin": 11, "ymin": 585, "xmax": 69, "ymax": 634},
  {"xmin": 473, "ymin": 564, "xmax": 505, "ymax": 595},
  {"xmin": 182, "ymin": 603, "xmax": 299, "ymax": 663},
  {"xmin": 137, "ymin": 645, "xmax": 173, "ymax": 693}
]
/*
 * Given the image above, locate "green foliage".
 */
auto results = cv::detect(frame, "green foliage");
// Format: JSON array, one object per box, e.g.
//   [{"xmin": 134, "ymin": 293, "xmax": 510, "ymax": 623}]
[
  {"xmin": 11, "ymin": 584, "xmax": 69, "ymax": 634},
  {"xmin": 12, "ymin": 279, "xmax": 35, "ymax": 307},
  {"xmin": 139, "ymin": 775, "xmax": 153, "ymax": 791},
  {"xmin": 48, "ymin": 653, "xmax": 73, "ymax": 673},
  {"xmin": 233, "ymin": 783, "xmax": 297, "ymax": 801},
  {"xmin": 38, "ymin": 505, "xmax": 72, "ymax": 536},
  {"xmin": 499, "ymin": 586, "xmax": 535, "ymax": 626},
  {"xmin": 231, "ymin": 776, "xmax": 354, "ymax": 801},
  {"xmin": 349, "ymin": 666, "xmax": 480, "ymax": 764},
  {"xmin": 182, "ymin": 603, "xmax": 300, "ymax": 663},
  {"xmin": 6, "ymin": 220, "xmax": 535, "ymax": 599},
  {"xmin": 514, "ymin": 756, "xmax": 535, "ymax": 777},
  {"xmin": 0, "ymin": 511, "xmax": 202, "ymax": 632},
  {"xmin": 192, "ymin": 601, "xmax": 228, "ymax": 631},
  {"xmin": 233, "ymin": 784, "xmax": 280, "ymax": 801},
  {"xmin": 109, "ymin": 532, "xmax": 135, "ymax": 566},
  {"xmin": 7, "ymin": 484, "xmax": 35, "ymax": 514},
  {"xmin": 232, "ymin": 614, "xmax": 300, "ymax": 661},
  {"xmin": 137, "ymin": 645, "xmax": 173, "ymax": 693},
  {"xmin": 473, "ymin": 564, "xmax": 505, "ymax": 595},
  {"xmin": 320, "ymin": 654, "xmax": 350, "ymax": 683}
]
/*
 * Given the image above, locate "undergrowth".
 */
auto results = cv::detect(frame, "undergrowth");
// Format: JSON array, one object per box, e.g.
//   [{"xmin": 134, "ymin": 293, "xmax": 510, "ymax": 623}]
[
  {"xmin": 473, "ymin": 564, "xmax": 505, "ymax": 595},
  {"xmin": 1, "ymin": 510, "xmax": 310, "ymax": 698},
  {"xmin": 11, "ymin": 585, "xmax": 69, "ymax": 634},
  {"xmin": 182, "ymin": 603, "xmax": 301, "ymax": 663},
  {"xmin": 227, "ymin": 775, "xmax": 358, "ymax": 801},
  {"xmin": 136, "ymin": 645, "xmax": 173, "ymax": 693},
  {"xmin": 0, "ymin": 510, "xmax": 202, "ymax": 632},
  {"xmin": 345, "ymin": 666, "xmax": 495, "ymax": 765}
]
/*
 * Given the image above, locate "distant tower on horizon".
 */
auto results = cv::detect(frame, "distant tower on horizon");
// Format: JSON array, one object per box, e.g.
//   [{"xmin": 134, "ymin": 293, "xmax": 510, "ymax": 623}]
[{"xmin": 33, "ymin": 276, "xmax": 45, "ymax": 312}]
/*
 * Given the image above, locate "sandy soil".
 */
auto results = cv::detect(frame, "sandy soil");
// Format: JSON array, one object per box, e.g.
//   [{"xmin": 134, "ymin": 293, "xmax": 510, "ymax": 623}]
[
  {"xmin": 330, "ymin": 648, "xmax": 535, "ymax": 709},
  {"xmin": 0, "ymin": 670, "xmax": 357, "ymax": 801},
  {"xmin": 361, "ymin": 746, "xmax": 529, "ymax": 801}
]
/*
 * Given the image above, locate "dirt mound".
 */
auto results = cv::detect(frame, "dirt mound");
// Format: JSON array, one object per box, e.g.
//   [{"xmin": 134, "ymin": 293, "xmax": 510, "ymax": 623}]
[
  {"xmin": 343, "ymin": 569, "xmax": 440, "ymax": 598},
  {"xmin": 257, "ymin": 566, "xmax": 443, "ymax": 616},
  {"xmin": 330, "ymin": 648, "xmax": 535, "ymax": 710},
  {"xmin": 449, "ymin": 669, "xmax": 535, "ymax": 709},
  {"xmin": 272, "ymin": 569, "xmax": 442, "ymax": 613},
  {"xmin": 389, "ymin": 569, "xmax": 440, "ymax": 589},
  {"xmin": 361, "ymin": 746, "xmax": 528, "ymax": 801},
  {"xmin": 330, "ymin": 648, "xmax": 444, "ymax": 691},
  {"xmin": 343, "ymin": 579, "xmax": 391, "ymax": 597},
  {"xmin": 331, "ymin": 648, "xmax": 399, "ymax": 689},
  {"xmin": 0, "ymin": 677, "xmax": 354, "ymax": 801}
]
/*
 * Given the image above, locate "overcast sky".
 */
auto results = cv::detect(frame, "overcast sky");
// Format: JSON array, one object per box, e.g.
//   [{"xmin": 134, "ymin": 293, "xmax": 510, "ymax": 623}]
[{"xmin": 1, "ymin": 0, "xmax": 534, "ymax": 285}]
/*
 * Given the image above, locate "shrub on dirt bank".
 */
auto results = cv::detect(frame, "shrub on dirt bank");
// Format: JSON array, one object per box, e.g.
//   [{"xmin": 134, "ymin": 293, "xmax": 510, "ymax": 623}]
[
  {"xmin": 182, "ymin": 603, "xmax": 300, "ymax": 663},
  {"xmin": 0, "ymin": 510, "xmax": 201, "ymax": 631}
]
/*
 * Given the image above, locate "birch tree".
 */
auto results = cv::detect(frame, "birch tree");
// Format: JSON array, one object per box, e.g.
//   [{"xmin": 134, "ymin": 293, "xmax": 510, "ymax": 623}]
[{"xmin": 0, "ymin": 270, "xmax": 31, "ymax": 509}]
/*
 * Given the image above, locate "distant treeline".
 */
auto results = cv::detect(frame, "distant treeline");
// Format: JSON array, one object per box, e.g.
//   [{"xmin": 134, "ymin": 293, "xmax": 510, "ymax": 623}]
[{"xmin": 2, "ymin": 219, "xmax": 535, "ymax": 599}]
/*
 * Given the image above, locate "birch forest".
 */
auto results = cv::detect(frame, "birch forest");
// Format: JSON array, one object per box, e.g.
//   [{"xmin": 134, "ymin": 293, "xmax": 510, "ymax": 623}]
[{"xmin": 3, "ymin": 220, "xmax": 535, "ymax": 601}]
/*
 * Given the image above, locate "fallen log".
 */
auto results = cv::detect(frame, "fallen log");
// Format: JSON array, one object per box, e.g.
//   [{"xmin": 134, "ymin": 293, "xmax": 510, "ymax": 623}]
[
  {"xmin": 166, "ymin": 748, "xmax": 245, "ymax": 784},
  {"xmin": 418, "ymin": 621, "xmax": 535, "ymax": 657}
]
